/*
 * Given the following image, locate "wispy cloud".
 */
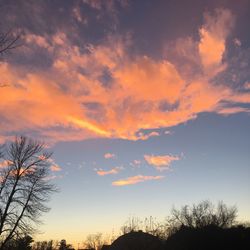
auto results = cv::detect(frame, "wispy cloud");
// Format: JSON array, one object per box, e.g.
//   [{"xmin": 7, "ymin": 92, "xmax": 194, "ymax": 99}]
[
  {"xmin": 136, "ymin": 131, "xmax": 160, "ymax": 141},
  {"xmin": 233, "ymin": 38, "xmax": 241, "ymax": 47},
  {"xmin": 82, "ymin": 0, "xmax": 128, "ymax": 11},
  {"xmin": 164, "ymin": 130, "xmax": 171, "ymax": 135},
  {"xmin": 130, "ymin": 159, "xmax": 141, "ymax": 168},
  {"xmin": 112, "ymin": 175, "xmax": 164, "ymax": 186},
  {"xmin": 104, "ymin": 153, "xmax": 116, "ymax": 159},
  {"xmin": 95, "ymin": 166, "xmax": 122, "ymax": 176},
  {"xmin": 50, "ymin": 165, "xmax": 62, "ymax": 172},
  {"xmin": 244, "ymin": 82, "xmax": 250, "ymax": 90},
  {"xmin": 47, "ymin": 158, "xmax": 62, "ymax": 172},
  {"xmin": 144, "ymin": 154, "xmax": 179, "ymax": 171}
]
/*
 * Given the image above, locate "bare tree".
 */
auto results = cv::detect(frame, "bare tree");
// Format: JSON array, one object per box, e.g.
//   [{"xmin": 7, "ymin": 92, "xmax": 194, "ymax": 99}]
[
  {"xmin": 166, "ymin": 200, "xmax": 237, "ymax": 233},
  {"xmin": 121, "ymin": 216, "xmax": 167, "ymax": 239},
  {"xmin": 83, "ymin": 233, "xmax": 108, "ymax": 250},
  {"xmin": 32, "ymin": 240, "xmax": 57, "ymax": 250},
  {"xmin": 0, "ymin": 29, "xmax": 21, "ymax": 88},
  {"xmin": 0, "ymin": 30, "xmax": 20, "ymax": 56},
  {"xmin": 0, "ymin": 136, "xmax": 57, "ymax": 249}
]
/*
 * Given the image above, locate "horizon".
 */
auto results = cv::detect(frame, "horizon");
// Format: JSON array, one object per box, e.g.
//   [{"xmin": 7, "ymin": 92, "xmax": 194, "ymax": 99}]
[{"xmin": 0, "ymin": 0, "xmax": 250, "ymax": 249}]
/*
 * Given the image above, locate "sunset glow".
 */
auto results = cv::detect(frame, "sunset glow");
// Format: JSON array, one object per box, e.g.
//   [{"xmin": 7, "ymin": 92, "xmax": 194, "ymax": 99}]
[{"xmin": 0, "ymin": 0, "xmax": 249, "ymax": 248}]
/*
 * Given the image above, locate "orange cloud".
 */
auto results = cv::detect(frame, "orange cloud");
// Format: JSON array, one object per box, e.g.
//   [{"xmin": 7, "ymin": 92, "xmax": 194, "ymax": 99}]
[
  {"xmin": 144, "ymin": 154, "xmax": 179, "ymax": 171},
  {"xmin": 0, "ymin": 8, "xmax": 249, "ymax": 143},
  {"xmin": 198, "ymin": 9, "xmax": 234, "ymax": 75},
  {"xmin": 0, "ymin": 160, "xmax": 13, "ymax": 168},
  {"xmin": 112, "ymin": 175, "xmax": 164, "ymax": 186},
  {"xmin": 104, "ymin": 153, "xmax": 116, "ymax": 159},
  {"xmin": 96, "ymin": 166, "xmax": 122, "ymax": 176},
  {"xmin": 50, "ymin": 165, "xmax": 62, "ymax": 172},
  {"xmin": 46, "ymin": 158, "xmax": 62, "ymax": 172}
]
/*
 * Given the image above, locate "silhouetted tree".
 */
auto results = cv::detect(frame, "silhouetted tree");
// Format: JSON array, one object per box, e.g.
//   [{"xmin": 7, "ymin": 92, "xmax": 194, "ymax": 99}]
[
  {"xmin": 3, "ymin": 235, "xmax": 33, "ymax": 250},
  {"xmin": 166, "ymin": 200, "xmax": 237, "ymax": 235},
  {"xmin": 58, "ymin": 239, "xmax": 73, "ymax": 250},
  {"xmin": 0, "ymin": 136, "xmax": 57, "ymax": 249},
  {"xmin": 84, "ymin": 233, "xmax": 108, "ymax": 250},
  {"xmin": 165, "ymin": 224, "xmax": 250, "ymax": 250},
  {"xmin": 15, "ymin": 235, "xmax": 33, "ymax": 250},
  {"xmin": 121, "ymin": 216, "xmax": 167, "ymax": 239},
  {"xmin": 32, "ymin": 240, "xmax": 56, "ymax": 250}
]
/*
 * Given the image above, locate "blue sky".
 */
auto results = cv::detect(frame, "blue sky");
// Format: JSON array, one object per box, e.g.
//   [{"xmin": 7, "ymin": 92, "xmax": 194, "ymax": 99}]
[{"xmin": 0, "ymin": 0, "xmax": 249, "ymax": 247}]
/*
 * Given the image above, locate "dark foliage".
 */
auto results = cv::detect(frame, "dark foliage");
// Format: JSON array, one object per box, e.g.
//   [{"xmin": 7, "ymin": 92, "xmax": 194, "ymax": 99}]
[
  {"xmin": 3, "ymin": 235, "xmax": 33, "ymax": 250},
  {"xmin": 165, "ymin": 225, "xmax": 250, "ymax": 250}
]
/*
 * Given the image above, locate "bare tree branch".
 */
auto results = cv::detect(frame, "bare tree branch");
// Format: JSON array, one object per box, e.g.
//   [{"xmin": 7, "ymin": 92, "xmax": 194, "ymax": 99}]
[{"xmin": 0, "ymin": 30, "xmax": 20, "ymax": 55}]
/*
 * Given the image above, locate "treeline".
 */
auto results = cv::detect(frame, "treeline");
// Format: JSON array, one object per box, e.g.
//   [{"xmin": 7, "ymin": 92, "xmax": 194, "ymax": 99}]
[
  {"xmin": 2, "ymin": 238, "xmax": 73, "ymax": 250},
  {"xmin": 1, "ymin": 201, "xmax": 249, "ymax": 250}
]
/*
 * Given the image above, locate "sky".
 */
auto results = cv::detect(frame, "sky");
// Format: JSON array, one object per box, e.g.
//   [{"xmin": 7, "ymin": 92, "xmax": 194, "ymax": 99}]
[{"xmin": 0, "ymin": 0, "xmax": 250, "ymax": 247}]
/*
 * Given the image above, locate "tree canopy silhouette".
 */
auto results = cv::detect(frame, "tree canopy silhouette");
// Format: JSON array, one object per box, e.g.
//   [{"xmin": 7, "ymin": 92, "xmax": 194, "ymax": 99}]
[
  {"xmin": 0, "ymin": 136, "xmax": 57, "ymax": 249},
  {"xmin": 167, "ymin": 200, "xmax": 237, "ymax": 233}
]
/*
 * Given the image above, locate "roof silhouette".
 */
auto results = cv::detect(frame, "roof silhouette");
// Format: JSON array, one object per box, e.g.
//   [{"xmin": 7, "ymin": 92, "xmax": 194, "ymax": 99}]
[{"xmin": 108, "ymin": 231, "xmax": 164, "ymax": 250}]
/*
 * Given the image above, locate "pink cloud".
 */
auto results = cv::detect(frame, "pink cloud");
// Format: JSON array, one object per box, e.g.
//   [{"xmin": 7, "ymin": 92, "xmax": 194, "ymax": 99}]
[
  {"xmin": 164, "ymin": 130, "xmax": 171, "ymax": 135},
  {"xmin": 104, "ymin": 153, "xmax": 116, "ymax": 159},
  {"xmin": 136, "ymin": 131, "xmax": 160, "ymax": 141},
  {"xmin": 46, "ymin": 158, "xmax": 62, "ymax": 172},
  {"xmin": 244, "ymin": 82, "xmax": 250, "ymax": 90},
  {"xmin": 144, "ymin": 154, "xmax": 179, "ymax": 171},
  {"xmin": 96, "ymin": 166, "xmax": 122, "ymax": 176},
  {"xmin": 130, "ymin": 159, "xmax": 141, "ymax": 168},
  {"xmin": 233, "ymin": 38, "xmax": 241, "ymax": 47},
  {"xmin": 112, "ymin": 175, "xmax": 164, "ymax": 186},
  {"xmin": 217, "ymin": 106, "xmax": 250, "ymax": 115}
]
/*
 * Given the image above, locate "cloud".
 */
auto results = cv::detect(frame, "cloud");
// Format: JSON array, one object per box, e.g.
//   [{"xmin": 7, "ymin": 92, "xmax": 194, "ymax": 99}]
[
  {"xmin": 130, "ymin": 159, "xmax": 141, "ymax": 168},
  {"xmin": 136, "ymin": 131, "xmax": 160, "ymax": 141},
  {"xmin": 164, "ymin": 130, "xmax": 171, "ymax": 135},
  {"xmin": 47, "ymin": 158, "xmax": 62, "ymax": 172},
  {"xmin": 244, "ymin": 82, "xmax": 250, "ymax": 90},
  {"xmin": 112, "ymin": 175, "xmax": 164, "ymax": 186},
  {"xmin": 0, "ymin": 160, "xmax": 12, "ymax": 168},
  {"xmin": 233, "ymin": 38, "xmax": 241, "ymax": 47},
  {"xmin": 144, "ymin": 154, "xmax": 179, "ymax": 171},
  {"xmin": 72, "ymin": 6, "xmax": 87, "ymax": 24},
  {"xmin": 95, "ymin": 166, "xmax": 122, "ymax": 176},
  {"xmin": 104, "ymin": 153, "xmax": 116, "ymax": 159},
  {"xmin": 216, "ymin": 106, "xmax": 250, "ymax": 115},
  {"xmin": 50, "ymin": 165, "xmax": 62, "ymax": 172},
  {"xmin": 44, "ymin": 174, "xmax": 64, "ymax": 181},
  {"xmin": 82, "ymin": 0, "xmax": 128, "ymax": 11},
  {"xmin": 198, "ymin": 8, "xmax": 234, "ymax": 75},
  {"xmin": 0, "ymin": 8, "xmax": 250, "ymax": 143}
]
